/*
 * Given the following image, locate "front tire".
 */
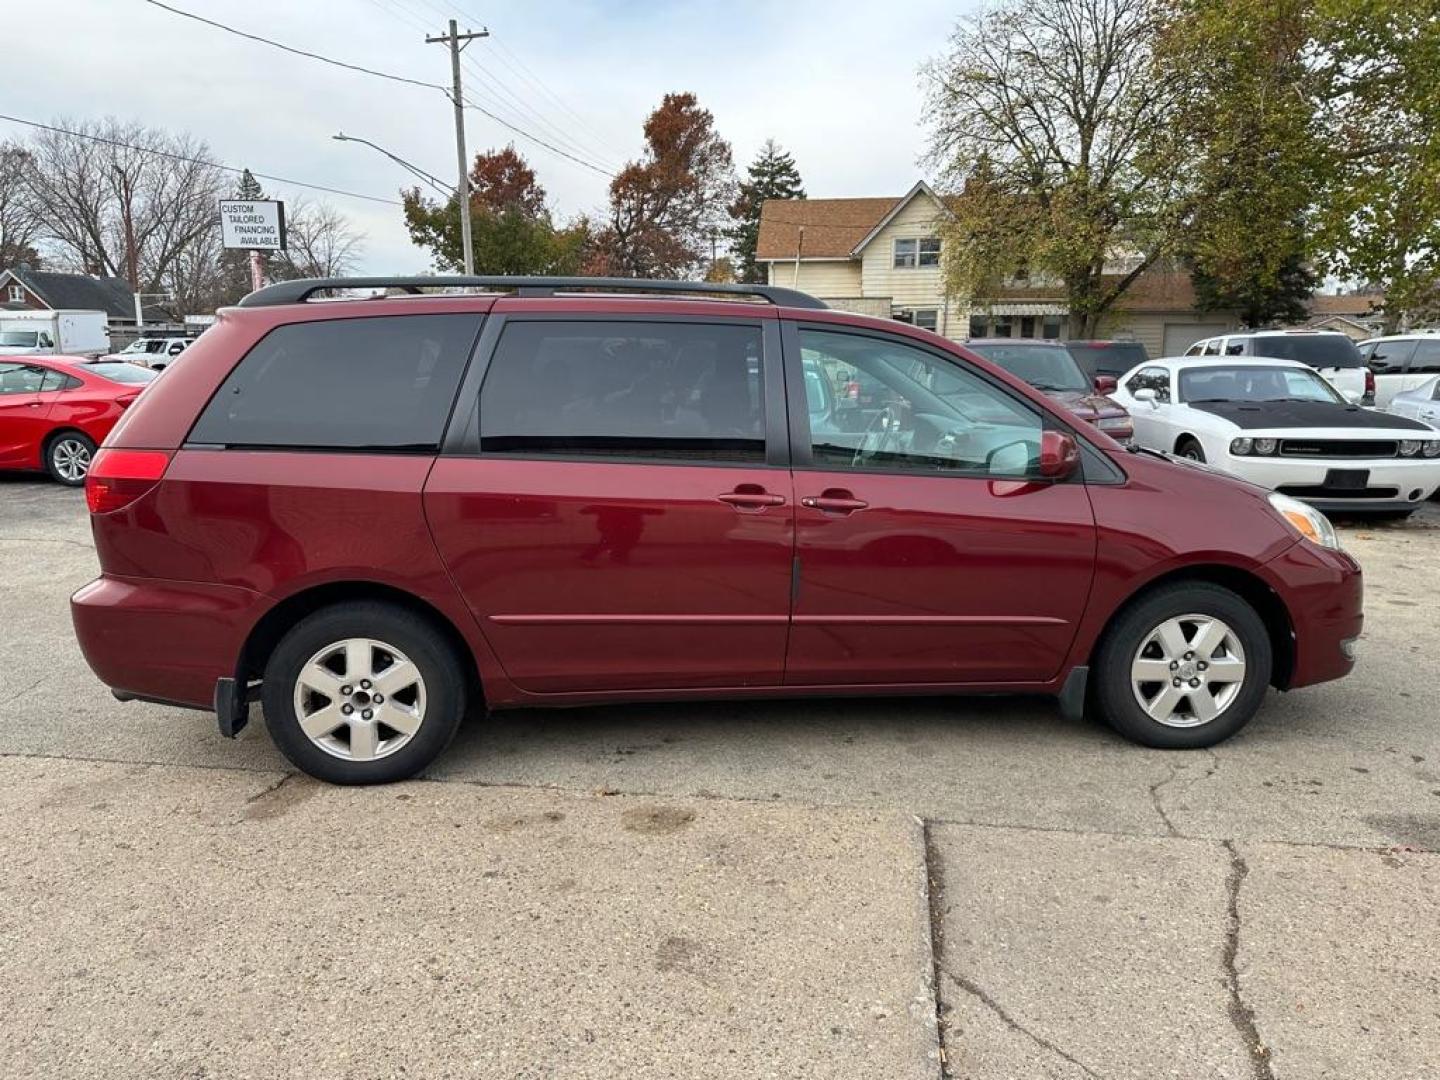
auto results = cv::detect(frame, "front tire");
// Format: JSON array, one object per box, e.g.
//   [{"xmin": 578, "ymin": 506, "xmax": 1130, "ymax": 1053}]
[
  {"xmin": 261, "ymin": 602, "xmax": 467, "ymax": 784},
  {"xmin": 45, "ymin": 431, "xmax": 96, "ymax": 486},
  {"xmin": 1094, "ymin": 583, "xmax": 1272, "ymax": 749},
  {"xmin": 1175, "ymin": 437, "xmax": 1206, "ymax": 463}
]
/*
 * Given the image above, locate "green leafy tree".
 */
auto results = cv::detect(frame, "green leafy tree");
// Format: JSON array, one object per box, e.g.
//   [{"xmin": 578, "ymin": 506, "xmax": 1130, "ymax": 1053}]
[
  {"xmin": 924, "ymin": 0, "xmax": 1186, "ymax": 335},
  {"xmin": 1311, "ymin": 0, "xmax": 1440, "ymax": 331},
  {"xmin": 403, "ymin": 145, "xmax": 586, "ymax": 275},
  {"xmin": 1161, "ymin": 0, "xmax": 1322, "ymax": 325},
  {"xmin": 727, "ymin": 140, "xmax": 805, "ymax": 283}
]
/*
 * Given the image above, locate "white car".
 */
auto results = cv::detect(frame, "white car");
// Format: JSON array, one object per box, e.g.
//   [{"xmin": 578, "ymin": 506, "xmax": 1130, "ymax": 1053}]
[
  {"xmin": 1358, "ymin": 333, "xmax": 1440, "ymax": 408},
  {"xmin": 1112, "ymin": 356, "xmax": 1440, "ymax": 517},
  {"xmin": 1388, "ymin": 375, "xmax": 1440, "ymax": 428},
  {"xmin": 105, "ymin": 336, "xmax": 191, "ymax": 370},
  {"xmin": 1183, "ymin": 329, "xmax": 1371, "ymax": 404}
]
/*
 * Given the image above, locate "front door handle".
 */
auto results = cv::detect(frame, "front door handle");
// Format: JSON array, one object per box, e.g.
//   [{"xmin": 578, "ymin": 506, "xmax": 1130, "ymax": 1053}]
[
  {"xmin": 717, "ymin": 489, "xmax": 786, "ymax": 509},
  {"xmin": 801, "ymin": 491, "xmax": 869, "ymax": 513}
]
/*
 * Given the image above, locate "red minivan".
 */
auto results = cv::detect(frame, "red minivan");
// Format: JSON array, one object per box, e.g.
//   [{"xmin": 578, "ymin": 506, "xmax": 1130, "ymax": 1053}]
[{"xmin": 71, "ymin": 277, "xmax": 1363, "ymax": 784}]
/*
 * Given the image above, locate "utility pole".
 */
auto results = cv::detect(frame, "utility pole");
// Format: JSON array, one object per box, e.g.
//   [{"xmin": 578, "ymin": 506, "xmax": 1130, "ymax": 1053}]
[
  {"xmin": 426, "ymin": 18, "xmax": 488, "ymax": 276},
  {"xmin": 112, "ymin": 164, "xmax": 143, "ymax": 329}
]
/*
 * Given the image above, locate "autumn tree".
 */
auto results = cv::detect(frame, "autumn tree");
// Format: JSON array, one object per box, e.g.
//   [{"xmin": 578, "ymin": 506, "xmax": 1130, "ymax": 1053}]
[
  {"xmin": 588, "ymin": 93, "xmax": 735, "ymax": 278},
  {"xmin": 0, "ymin": 142, "xmax": 42, "ymax": 269},
  {"xmin": 403, "ymin": 145, "xmax": 585, "ymax": 275},
  {"xmin": 1311, "ymin": 0, "xmax": 1440, "ymax": 331},
  {"xmin": 728, "ymin": 140, "xmax": 805, "ymax": 283},
  {"xmin": 1162, "ymin": 0, "xmax": 1321, "ymax": 326},
  {"xmin": 924, "ymin": 0, "xmax": 1185, "ymax": 335}
]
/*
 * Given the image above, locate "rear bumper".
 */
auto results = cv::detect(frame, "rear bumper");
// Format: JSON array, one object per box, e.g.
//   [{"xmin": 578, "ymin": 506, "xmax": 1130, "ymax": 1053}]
[
  {"xmin": 1263, "ymin": 541, "xmax": 1364, "ymax": 690},
  {"xmin": 71, "ymin": 574, "xmax": 265, "ymax": 709}
]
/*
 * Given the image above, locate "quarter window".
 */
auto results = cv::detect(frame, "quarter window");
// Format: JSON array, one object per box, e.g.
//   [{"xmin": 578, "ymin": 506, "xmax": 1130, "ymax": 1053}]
[
  {"xmin": 798, "ymin": 328, "xmax": 1042, "ymax": 477},
  {"xmin": 893, "ymin": 237, "xmax": 941, "ymax": 269},
  {"xmin": 478, "ymin": 321, "xmax": 766, "ymax": 463},
  {"xmin": 188, "ymin": 314, "xmax": 480, "ymax": 451}
]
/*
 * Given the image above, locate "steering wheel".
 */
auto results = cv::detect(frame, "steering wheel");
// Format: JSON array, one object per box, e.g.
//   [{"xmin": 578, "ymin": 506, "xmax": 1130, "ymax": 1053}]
[{"xmin": 852, "ymin": 404, "xmax": 902, "ymax": 467}]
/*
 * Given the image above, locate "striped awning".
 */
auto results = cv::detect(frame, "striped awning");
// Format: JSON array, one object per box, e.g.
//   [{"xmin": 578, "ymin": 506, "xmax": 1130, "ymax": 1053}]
[{"xmin": 973, "ymin": 301, "xmax": 1069, "ymax": 316}]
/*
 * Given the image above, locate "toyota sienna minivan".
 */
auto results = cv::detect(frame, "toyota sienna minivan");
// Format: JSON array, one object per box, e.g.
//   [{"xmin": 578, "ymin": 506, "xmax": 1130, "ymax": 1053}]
[{"xmin": 72, "ymin": 277, "xmax": 1363, "ymax": 784}]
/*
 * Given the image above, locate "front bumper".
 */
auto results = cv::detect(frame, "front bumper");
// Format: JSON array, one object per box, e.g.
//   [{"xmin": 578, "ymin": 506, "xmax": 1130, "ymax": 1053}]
[
  {"xmin": 1225, "ymin": 454, "xmax": 1440, "ymax": 508},
  {"xmin": 71, "ymin": 574, "xmax": 265, "ymax": 709},
  {"xmin": 1263, "ymin": 540, "xmax": 1363, "ymax": 690}
]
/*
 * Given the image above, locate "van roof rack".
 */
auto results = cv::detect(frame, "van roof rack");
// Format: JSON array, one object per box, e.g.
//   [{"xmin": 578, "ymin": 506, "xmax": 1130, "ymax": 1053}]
[{"xmin": 237, "ymin": 275, "xmax": 828, "ymax": 310}]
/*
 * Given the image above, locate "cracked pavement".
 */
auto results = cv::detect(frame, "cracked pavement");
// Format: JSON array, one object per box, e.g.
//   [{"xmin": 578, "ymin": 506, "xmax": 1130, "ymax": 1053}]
[{"xmin": 2, "ymin": 474, "xmax": 1438, "ymax": 1078}]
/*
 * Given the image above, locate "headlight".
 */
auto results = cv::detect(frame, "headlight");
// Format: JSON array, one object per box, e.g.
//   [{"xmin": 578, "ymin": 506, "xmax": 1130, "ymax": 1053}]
[
  {"xmin": 1095, "ymin": 416, "xmax": 1130, "ymax": 431},
  {"xmin": 1230, "ymin": 437, "xmax": 1253, "ymax": 455},
  {"xmin": 1254, "ymin": 438, "xmax": 1278, "ymax": 455},
  {"xmin": 1424, "ymin": 441, "xmax": 1440, "ymax": 458},
  {"xmin": 1398, "ymin": 440, "xmax": 1421, "ymax": 457},
  {"xmin": 1268, "ymin": 492, "xmax": 1341, "ymax": 550}
]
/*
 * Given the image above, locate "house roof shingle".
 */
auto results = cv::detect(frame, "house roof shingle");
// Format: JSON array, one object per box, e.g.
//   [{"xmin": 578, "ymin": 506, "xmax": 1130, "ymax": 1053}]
[
  {"xmin": 1, "ymin": 267, "xmax": 136, "ymax": 318},
  {"xmin": 756, "ymin": 197, "xmax": 899, "ymax": 260},
  {"xmin": 1308, "ymin": 293, "xmax": 1383, "ymax": 317}
]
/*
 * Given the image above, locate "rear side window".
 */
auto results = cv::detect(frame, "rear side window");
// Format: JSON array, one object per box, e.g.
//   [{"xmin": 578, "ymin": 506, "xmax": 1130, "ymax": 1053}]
[
  {"xmin": 478, "ymin": 320, "xmax": 766, "ymax": 462},
  {"xmin": 1411, "ymin": 339, "xmax": 1440, "ymax": 374},
  {"xmin": 1367, "ymin": 339, "xmax": 1415, "ymax": 373},
  {"xmin": 1246, "ymin": 335, "xmax": 1365, "ymax": 369},
  {"xmin": 189, "ymin": 314, "xmax": 481, "ymax": 451}
]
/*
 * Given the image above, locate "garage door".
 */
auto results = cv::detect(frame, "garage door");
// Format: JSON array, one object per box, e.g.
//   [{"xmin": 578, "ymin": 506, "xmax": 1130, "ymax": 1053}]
[{"xmin": 1162, "ymin": 323, "xmax": 1230, "ymax": 358}]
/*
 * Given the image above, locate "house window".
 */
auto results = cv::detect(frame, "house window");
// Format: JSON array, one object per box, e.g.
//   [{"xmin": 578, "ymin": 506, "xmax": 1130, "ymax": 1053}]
[
  {"xmin": 894, "ymin": 308, "xmax": 939, "ymax": 332},
  {"xmin": 1042, "ymin": 315, "xmax": 1064, "ymax": 339},
  {"xmin": 893, "ymin": 237, "xmax": 941, "ymax": 269},
  {"xmin": 1020, "ymin": 316, "xmax": 1036, "ymax": 338},
  {"xmin": 992, "ymin": 316, "xmax": 1015, "ymax": 338},
  {"xmin": 969, "ymin": 315, "xmax": 988, "ymax": 339},
  {"xmin": 7, "ymin": 284, "xmax": 24, "ymax": 303}
]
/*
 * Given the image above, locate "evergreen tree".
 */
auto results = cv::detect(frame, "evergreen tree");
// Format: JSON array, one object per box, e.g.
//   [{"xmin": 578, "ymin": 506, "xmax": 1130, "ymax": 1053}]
[{"xmin": 727, "ymin": 140, "xmax": 805, "ymax": 284}]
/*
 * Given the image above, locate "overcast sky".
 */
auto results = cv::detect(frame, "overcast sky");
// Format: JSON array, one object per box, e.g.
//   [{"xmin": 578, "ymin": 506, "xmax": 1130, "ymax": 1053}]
[{"xmin": 4, "ymin": 0, "xmax": 965, "ymax": 274}]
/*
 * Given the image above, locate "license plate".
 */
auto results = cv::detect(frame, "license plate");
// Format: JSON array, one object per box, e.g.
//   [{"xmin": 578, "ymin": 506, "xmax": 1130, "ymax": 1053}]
[{"xmin": 1325, "ymin": 469, "xmax": 1369, "ymax": 489}]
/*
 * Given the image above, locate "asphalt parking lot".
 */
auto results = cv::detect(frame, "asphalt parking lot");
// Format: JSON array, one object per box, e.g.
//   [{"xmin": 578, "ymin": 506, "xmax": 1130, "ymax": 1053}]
[{"xmin": 2, "ymin": 475, "xmax": 1438, "ymax": 1079}]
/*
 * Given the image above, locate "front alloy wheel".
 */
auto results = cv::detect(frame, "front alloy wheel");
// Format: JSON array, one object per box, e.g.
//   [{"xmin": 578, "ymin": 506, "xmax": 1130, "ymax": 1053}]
[{"xmin": 1130, "ymin": 615, "xmax": 1246, "ymax": 727}]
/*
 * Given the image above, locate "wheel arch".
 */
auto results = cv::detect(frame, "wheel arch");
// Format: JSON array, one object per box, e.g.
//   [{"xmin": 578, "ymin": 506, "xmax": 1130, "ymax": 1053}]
[
  {"xmin": 238, "ymin": 580, "xmax": 484, "ymax": 707},
  {"xmin": 1088, "ymin": 564, "xmax": 1295, "ymax": 690}
]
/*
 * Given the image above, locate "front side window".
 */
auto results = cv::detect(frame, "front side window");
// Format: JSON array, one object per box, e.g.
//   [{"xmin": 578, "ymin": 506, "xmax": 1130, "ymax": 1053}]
[
  {"xmin": 1126, "ymin": 367, "xmax": 1172, "ymax": 402},
  {"xmin": 0, "ymin": 363, "xmax": 47, "ymax": 394},
  {"xmin": 1367, "ymin": 339, "xmax": 1415, "ymax": 373},
  {"xmin": 479, "ymin": 321, "xmax": 766, "ymax": 463},
  {"xmin": 798, "ymin": 328, "xmax": 1042, "ymax": 477},
  {"xmin": 189, "ymin": 313, "xmax": 480, "ymax": 451},
  {"xmin": 1179, "ymin": 365, "xmax": 1341, "ymax": 404}
]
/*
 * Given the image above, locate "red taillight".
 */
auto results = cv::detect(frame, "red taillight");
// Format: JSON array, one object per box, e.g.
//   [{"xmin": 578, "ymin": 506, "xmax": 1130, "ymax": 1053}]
[
  {"xmin": 85, "ymin": 449, "xmax": 171, "ymax": 514},
  {"xmin": 1365, "ymin": 367, "xmax": 1376, "ymax": 396}
]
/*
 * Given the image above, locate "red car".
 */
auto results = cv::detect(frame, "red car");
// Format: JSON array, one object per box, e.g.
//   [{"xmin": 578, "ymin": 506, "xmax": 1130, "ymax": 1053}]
[
  {"xmin": 0, "ymin": 357, "xmax": 157, "ymax": 485},
  {"xmin": 964, "ymin": 338, "xmax": 1134, "ymax": 442},
  {"xmin": 71, "ymin": 277, "xmax": 1362, "ymax": 785}
]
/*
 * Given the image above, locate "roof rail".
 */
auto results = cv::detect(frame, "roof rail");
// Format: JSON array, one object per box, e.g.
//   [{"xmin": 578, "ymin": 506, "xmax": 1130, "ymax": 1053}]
[{"xmin": 237, "ymin": 275, "xmax": 828, "ymax": 310}]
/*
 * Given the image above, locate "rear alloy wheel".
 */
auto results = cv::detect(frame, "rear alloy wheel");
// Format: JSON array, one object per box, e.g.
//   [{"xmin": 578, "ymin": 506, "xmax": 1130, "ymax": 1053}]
[
  {"xmin": 1095, "ymin": 583, "xmax": 1271, "ymax": 748},
  {"xmin": 46, "ymin": 432, "xmax": 96, "ymax": 486},
  {"xmin": 262, "ymin": 602, "xmax": 466, "ymax": 784}
]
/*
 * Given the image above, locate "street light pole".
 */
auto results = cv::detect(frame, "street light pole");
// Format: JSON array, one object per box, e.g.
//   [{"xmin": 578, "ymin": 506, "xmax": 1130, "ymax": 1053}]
[
  {"xmin": 332, "ymin": 133, "xmax": 452, "ymax": 199},
  {"xmin": 426, "ymin": 19, "xmax": 488, "ymax": 276}
]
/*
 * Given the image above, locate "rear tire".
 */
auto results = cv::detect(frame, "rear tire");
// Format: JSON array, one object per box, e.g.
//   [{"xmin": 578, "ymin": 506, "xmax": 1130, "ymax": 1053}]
[
  {"xmin": 1175, "ymin": 437, "xmax": 1206, "ymax": 463},
  {"xmin": 1094, "ymin": 583, "xmax": 1271, "ymax": 749},
  {"xmin": 261, "ymin": 601, "xmax": 467, "ymax": 784},
  {"xmin": 45, "ymin": 431, "xmax": 96, "ymax": 486}
]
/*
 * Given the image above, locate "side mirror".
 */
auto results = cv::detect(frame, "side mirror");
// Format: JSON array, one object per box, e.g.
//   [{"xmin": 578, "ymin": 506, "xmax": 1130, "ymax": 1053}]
[
  {"xmin": 1094, "ymin": 375, "xmax": 1118, "ymax": 394},
  {"xmin": 1133, "ymin": 387, "xmax": 1159, "ymax": 407},
  {"xmin": 1038, "ymin": 430, "xmax": 1080, "ymax": 479},
  {"xmin": 1341, "ymin": 388, "xmax": 1363, "ymax": 405}
]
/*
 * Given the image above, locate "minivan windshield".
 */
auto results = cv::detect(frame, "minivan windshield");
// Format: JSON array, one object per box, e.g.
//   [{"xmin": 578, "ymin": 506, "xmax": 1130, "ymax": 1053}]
[
  {"xmin": 1247, "ymin": 335, "xmax": 1364, "ymax": 369},
  {"xmin": 965, "ymin": 342, "xmax": 1091, "ymax": 392},
  {"xmin": 1179, "ymin": 365, "xmax": 1344, "ymax": 404}
]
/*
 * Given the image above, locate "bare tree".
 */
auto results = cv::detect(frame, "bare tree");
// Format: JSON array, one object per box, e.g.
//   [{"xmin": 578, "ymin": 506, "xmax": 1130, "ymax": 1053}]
[
  {"xmin": 0, "ymin": 141, "xmax": 42, "ymax": 269},
  {"xmin": 25, "ymin": 117, "xmax": 226, "ymax": 292},
  {"xmin": 269, "ymin": 198, "xmax": 365, "ymax": 280},
  {"xmin": 924, "ymin": 0, "xmax": 1185, "ymax": 335}
]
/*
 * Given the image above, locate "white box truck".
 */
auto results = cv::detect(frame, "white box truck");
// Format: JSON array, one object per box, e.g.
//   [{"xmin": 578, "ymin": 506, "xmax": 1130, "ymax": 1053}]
[{"xmin": 0, "ymin": 309, "xmax": 110, "ymax": 357}]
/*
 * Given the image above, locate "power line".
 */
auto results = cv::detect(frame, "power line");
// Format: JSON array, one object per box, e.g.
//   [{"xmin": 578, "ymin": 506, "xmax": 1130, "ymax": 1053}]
[
  {"xmin": 141, "ymin": 0, "xmax": 443, "ymax": 91},
  {"xmin": 0, "ymin": 113, "xmax": 403, "ymax": 206},
  {"xmin": 143, "ymin": 0, "xmax": 616, "ymax": 179}
]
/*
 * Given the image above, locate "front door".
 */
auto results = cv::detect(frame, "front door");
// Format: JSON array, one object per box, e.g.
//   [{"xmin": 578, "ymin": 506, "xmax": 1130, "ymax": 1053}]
[
  {"xmin": 784, "ymin": 326, "xmax": 1096, "ymax": 685},
  {"xmin": 425, "ymin": 316, "xmax": 794, "ymax": 693},
  {"xmin": 0, "ymin": 362, "xmax": 52, "ymax": 467}
]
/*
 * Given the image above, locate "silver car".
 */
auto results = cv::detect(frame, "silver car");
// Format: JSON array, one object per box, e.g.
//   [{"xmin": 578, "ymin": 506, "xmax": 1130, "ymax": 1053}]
[{"xmin": 1388, "ymin": 375, "xmax": 1440, "ymax": 429}]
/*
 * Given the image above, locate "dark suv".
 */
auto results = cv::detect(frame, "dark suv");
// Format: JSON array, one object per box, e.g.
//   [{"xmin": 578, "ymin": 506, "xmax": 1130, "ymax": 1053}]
[{"xmin": 73, "ymin": 277, "xmax": 1362, "ymax": 784}]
